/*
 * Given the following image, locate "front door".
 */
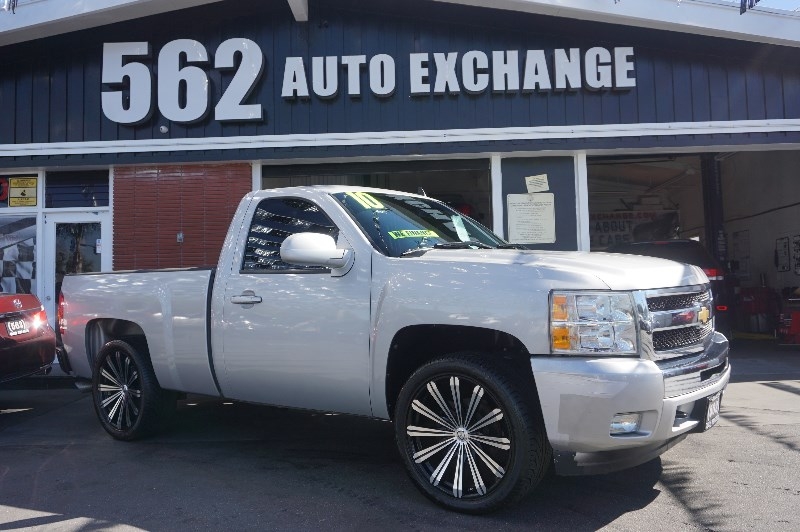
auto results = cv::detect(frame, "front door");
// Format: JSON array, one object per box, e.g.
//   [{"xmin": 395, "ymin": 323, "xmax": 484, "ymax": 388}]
[
  {"xmin": 42, "ymin": 212, "xmax": 112, "ymax": 326},
  {"xmin": 218, "ymin": 196, "xmax": 372, "ymax": 416}
]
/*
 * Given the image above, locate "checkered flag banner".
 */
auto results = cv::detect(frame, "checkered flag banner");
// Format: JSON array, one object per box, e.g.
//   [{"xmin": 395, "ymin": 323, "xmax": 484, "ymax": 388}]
[{"xmin": 0, "ymin": 216, "xmax": 37, "ymax": 294}]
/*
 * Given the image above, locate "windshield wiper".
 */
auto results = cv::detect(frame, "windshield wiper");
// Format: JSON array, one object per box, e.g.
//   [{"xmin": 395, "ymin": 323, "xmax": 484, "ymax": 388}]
[
  {"xmin": 400, "ymin": 240, "xmax": 495, "ymax": 256},
  {"xmin": 400, "ymin": 246, "xmax": 435, "ymax": 257},
  {"xmin": 496, "ymin": 243, "xmax": 528, "ymax": 250},
  {"xmin": 433, "ymin": 240, "xmax": 494, "ymax": 250}
]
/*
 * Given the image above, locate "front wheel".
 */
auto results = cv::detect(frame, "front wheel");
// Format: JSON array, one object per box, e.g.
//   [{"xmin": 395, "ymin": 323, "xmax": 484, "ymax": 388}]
[
  {"xmin": 394, "ymin": 355, "xmax": 551, "ymax": 513},
  {"xmin": 92, "ymin": 340, "xmax": 175, "ymax": 441}
]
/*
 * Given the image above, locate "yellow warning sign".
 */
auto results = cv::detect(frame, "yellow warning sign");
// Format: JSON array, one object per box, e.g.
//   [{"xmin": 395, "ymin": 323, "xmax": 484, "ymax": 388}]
[
  {"xmin": 9, "ymin": 178, "xmax": 37, "ymax": 188},
  {"xmin": 8, "ymin": 176, "xmax": 37, "ymax": 207},
  {"xmin": 10, "ymin": 197, "xmax": 36, "ymax": 207}
]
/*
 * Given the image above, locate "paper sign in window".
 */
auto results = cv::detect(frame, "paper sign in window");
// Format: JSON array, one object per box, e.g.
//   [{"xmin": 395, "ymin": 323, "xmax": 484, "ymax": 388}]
[
  {"xmin": 507, "ymin": 193, "xmax": 555, "ymax": 244},
  {"xmin": 524, "ymin": 174, "xmax": 549, "ymax": 193}
]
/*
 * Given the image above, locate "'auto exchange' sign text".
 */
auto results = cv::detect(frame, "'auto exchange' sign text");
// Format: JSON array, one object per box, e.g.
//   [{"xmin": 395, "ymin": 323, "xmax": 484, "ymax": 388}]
[{"xmin": 101, "ymin": 39, "xmax": 637, "ymax": 126}]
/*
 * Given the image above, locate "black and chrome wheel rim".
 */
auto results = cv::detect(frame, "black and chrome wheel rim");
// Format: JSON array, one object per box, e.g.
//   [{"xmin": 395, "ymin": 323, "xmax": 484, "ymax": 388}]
[
  {"xmin": 97, "ymin": 349, "xmax": 142, "ymax": 431},
  {"xmin": 405, "ymin": 374, "xmax": 513, "ymax": 500}
]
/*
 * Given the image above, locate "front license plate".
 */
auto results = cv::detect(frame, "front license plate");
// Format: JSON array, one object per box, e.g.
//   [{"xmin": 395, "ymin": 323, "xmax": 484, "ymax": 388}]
[
  {"xmin": 6, "ymin": 318, "xmax": 29, "ymax": 337},
  {"xmin": 704, "ymin": 390, "xmax": 723, "ymax": 431}
]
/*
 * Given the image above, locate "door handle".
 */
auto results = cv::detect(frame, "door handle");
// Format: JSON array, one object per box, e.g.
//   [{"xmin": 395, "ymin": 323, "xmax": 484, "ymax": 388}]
[{"xmin": 231, "ymin": 294, "xmax": 262, "ymax": 305}]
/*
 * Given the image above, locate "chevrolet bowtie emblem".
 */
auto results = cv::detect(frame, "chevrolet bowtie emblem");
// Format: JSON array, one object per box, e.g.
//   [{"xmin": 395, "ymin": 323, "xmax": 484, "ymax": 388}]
[{"xmin": 698, "ymin": 306, "xmax": 710, "ymax": 325}]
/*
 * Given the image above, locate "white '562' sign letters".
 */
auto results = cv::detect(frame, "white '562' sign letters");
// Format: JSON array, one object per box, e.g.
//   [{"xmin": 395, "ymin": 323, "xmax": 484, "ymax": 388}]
[{"xmin": 102, "ymin": 39, "xmax": 264, "ymax": 125}]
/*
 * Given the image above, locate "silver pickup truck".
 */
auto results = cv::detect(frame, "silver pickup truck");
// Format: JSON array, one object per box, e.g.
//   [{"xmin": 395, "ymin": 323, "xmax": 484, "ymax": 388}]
[{"xmin": 59, "ymin": 186, "xmax": 729, "ymax": 513}]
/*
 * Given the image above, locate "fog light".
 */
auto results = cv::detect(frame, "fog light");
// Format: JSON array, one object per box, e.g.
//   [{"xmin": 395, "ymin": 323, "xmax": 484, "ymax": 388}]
[{"xmin": 610, "ymin": 413, "xmax": 642, "ymax": 435}]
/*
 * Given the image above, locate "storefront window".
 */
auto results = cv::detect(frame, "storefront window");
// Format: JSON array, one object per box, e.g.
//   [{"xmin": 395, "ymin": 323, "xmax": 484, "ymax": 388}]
[
  {"xmin": 45, "ymin": 171, "xmax": 109, "ymax": 208},
  {"xmin": 262, "ymin": 163, "xmax": 493, "ymax": 230},
  {"xmin": 587, "ymin": 155, "xmax": 701, "ymax": 250},
  {"xmin": 0, "ymin": 216, "xmax": 37, "ymax": 294}
]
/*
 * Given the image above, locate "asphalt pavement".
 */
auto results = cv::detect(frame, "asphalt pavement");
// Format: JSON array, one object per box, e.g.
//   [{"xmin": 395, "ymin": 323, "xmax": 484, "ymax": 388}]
[{"xmin": 1, "ymin": 339, "xmax": 798, "ymax": 531}]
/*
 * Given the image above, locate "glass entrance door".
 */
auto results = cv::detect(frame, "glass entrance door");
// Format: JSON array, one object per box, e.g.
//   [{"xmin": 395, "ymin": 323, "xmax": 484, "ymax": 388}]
[{"xmin": 42, "ymin": 212, "xmax": 111, "ymax": 327}]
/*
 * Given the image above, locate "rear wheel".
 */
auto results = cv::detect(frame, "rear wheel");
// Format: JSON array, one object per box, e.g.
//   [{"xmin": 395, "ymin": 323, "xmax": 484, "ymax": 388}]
[
  {"xmin": 394, "ymin": 355, "xmax": 551, "ymax": 513},
  {"xmin": 92, "ymin": 340, "xmax": 175, "ymax": 441}
]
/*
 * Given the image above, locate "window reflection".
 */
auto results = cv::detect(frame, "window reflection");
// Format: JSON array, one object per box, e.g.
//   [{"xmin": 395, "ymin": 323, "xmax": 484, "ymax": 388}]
[
  {"xmin": 55, "ymin": 223, "xmax": 101, "ymax": 296},
  {"xmin": 242, "ymin": 198, "xmax": 338, "ymax": 271},
  {"xmin": 45, "ymin": 171, "xmax": 110, "ymax": 208},
  {"xmin": 0, "ymin": 216, "xmax": 36, "ymax": 294}
]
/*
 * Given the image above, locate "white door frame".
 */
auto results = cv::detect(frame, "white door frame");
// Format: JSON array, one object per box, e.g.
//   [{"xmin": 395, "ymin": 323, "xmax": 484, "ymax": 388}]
[{"xmin": 41, "ymin": 210, "xmax": 112, "ymax": 326}]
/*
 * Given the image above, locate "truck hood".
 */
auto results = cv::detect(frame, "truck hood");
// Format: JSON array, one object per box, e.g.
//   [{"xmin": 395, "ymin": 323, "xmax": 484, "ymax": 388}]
[{"xmin": 410, "ymin": 249, "xmax": 707, "ymax": 291}]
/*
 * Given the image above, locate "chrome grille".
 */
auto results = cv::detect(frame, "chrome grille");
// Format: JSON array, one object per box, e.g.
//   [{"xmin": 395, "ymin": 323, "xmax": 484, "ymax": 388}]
[
  {"xmin": 638, "ymin": 285, "xmax": 714, "ymax": 361},
  {"xmin": 636, "ymin": 284, "xmax": 728, "ymax": 398},
  {"xmin": 647, "ymin": 292, "xmax": 708, "ymax": 312},
  {"xmin": 653, "ymin": 322, "xmax": 713, "ymax": 350}
]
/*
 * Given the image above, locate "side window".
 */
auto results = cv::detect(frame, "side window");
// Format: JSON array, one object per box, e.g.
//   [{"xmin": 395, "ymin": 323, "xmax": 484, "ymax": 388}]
[{"xmin": 241, "ymin": 197, "xmax": 339, "ymax": 272}]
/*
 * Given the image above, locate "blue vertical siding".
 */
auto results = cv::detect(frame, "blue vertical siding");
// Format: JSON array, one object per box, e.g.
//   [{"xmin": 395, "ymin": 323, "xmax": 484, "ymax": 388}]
[
  {"xmin": 0, "ymin": 0, "xmax": 798, "ymax": 168},
  {"xmin": 501, "ymin": 157, "xmax": 577, "ymax": 251}
]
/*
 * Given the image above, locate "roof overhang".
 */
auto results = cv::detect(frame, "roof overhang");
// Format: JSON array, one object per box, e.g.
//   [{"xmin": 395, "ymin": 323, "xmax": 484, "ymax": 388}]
[
  {"xmin": 0, "ymin": 0, "xmax": 223, "ymax": 47},
  {"xmin": 433, "ymin": 0, "xmax": 800, "ymax": 48},
  {"xmin": 0, "ymin": 0, "xmax": 797, "ymax": 48}
]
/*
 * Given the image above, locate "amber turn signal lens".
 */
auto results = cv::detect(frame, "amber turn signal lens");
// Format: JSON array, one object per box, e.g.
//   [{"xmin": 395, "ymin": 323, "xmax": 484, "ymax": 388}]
[
  {"xmin": 552, "ymin": 326, "xmax": 571, "ymax": 350},
  {"xmin": 552, "ymin": 294, "xmax": 568, "ymax": 321}
]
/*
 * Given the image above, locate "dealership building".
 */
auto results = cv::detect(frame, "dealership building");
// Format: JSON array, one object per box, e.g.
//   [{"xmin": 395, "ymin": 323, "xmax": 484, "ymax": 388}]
[{"xmin": 1, "ymin": 0, "xmax": 799, "ymax": 332}]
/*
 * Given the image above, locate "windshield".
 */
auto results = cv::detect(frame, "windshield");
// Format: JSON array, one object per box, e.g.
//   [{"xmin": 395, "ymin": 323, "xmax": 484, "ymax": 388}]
[{"xmin": 332, "ymin": 191, "xmax": 508, "ymax": 257}]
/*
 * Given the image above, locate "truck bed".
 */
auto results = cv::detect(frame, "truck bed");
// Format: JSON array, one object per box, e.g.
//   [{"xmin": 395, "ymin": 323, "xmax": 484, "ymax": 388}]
[{"xmin": 60, "ymin": 267, "xmax": 220, "ymax": 396}]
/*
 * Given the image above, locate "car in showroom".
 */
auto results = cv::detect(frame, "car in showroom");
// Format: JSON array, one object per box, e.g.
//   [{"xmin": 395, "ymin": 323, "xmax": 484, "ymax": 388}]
[
  {"xmin": 605, "ymin": 239, "xmax": 736, "ymax": 340},
  {"xmin": 0, "ymin": 293, "xmax": 56, "ymax": 384}
]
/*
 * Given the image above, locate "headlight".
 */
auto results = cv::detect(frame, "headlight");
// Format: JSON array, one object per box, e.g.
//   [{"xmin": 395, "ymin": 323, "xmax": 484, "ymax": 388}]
[{"xmin": 550, "ymin": 291, "xmax": 638, "ymax": 355}]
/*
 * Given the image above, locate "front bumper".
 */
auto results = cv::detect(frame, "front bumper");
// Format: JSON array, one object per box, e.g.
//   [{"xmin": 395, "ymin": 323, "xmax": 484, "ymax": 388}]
[{"xmin": 530, "ymin": 332, "xmax": 729, "ymax": 475}]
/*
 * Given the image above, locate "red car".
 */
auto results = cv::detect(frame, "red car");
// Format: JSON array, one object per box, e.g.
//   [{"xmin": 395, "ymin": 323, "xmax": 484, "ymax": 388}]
[{"xmin": 0, "ymin": 294, "xmax": 56, "ymax": 384}]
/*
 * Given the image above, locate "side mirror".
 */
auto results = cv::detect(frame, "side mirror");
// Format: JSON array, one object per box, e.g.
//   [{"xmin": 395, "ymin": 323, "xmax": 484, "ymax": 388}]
[{"xmin": 280, "ymin": 233, "xmax": 354, "ymax": 274}]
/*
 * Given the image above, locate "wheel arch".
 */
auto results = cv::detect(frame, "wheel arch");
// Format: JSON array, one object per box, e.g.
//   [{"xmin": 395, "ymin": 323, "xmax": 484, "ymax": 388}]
[
  {"xmin": 85, "ymin": 318, "xmax": 150, "ymax": 370},
  {"xmin": 384, "ymin": 324, "xmax": 534, "ymax": 420}
]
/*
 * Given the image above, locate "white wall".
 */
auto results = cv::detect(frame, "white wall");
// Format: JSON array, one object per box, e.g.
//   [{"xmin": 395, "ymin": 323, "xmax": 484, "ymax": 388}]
[{"xmin": 722, "ymin": 150, "xmax": 800, "ymax": 294}]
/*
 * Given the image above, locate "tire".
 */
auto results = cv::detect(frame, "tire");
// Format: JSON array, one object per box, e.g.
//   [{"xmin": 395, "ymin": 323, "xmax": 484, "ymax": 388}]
[
  {"xmin": 394, "ymin": 354, "xmax": 551, "ymax": 513},
  {"xmin": 92, "ymin": 339, "xmax": 176, "ymax": 441}
]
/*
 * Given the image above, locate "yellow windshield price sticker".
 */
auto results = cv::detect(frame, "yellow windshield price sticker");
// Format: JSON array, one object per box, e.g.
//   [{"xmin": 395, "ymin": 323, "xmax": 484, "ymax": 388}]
[
  {"xmin": 346, "ymin": 192, "xmax": 384, "ymax": 209},
  {"xmin": 388, "ymin": 230, "xmax": 439, "ymax": 240}
]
